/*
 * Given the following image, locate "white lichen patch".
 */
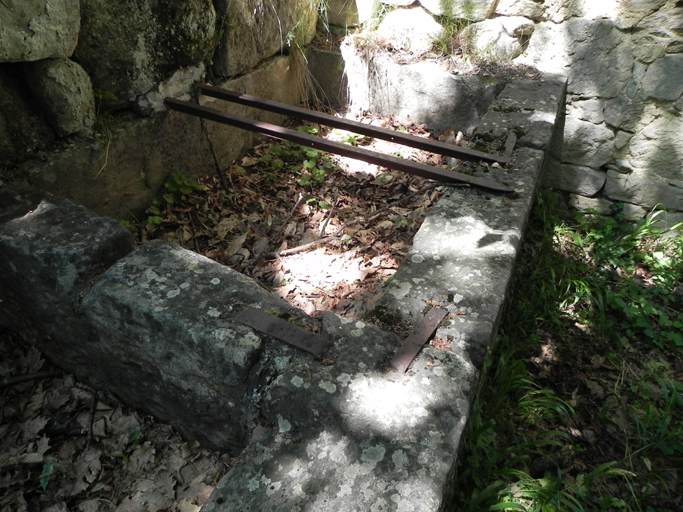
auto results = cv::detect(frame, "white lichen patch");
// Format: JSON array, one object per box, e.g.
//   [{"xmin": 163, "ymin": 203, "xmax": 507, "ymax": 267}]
[
  {"xmin": 210, "ymin": 277, "xmax": 221, "ymax": 285},
  {"xmin": 166, "ymin": 289, "xmax": 180, "ymax": 298},
  {"xmin": 277, "ymin": 415, "xmax": 291, "ymax": 433},
  {"xmin": 207, "ymin": 307, "xmax": 221, "ymax": 318},
  {"xmin": 392, "ymin": 449, "xmax": 409, "ymax": 472},
  {"xmin": 180, "ymin": 282, "xmax": 190, "ymax": 289},
  {"xmin": 411, "ymin": 254, "xmax": 425, "ymax": 263},
  {"xmin": 291, "ymin": 375, "xmax": 304, "ymax": 388},
  {"xmin": 319, "ymin": 381, "xmax": 337, "ymax": 394},
  {"xmin": 390, "ymin": 281, "xmax": 412, "ymax": 299},
  {"xmin": 336, "ymin": 373, "xmax": 352, "ymax": 387}
]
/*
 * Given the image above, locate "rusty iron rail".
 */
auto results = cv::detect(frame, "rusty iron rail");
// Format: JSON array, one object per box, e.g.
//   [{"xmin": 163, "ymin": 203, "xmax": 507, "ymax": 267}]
[
  {"xmin": 197, "ymin": 84, "xmax": 512, "ymax": 165},
  {"xmin": 390, "ymin": 307, "xmax": 449, "ymax": 373},
  {"xmin": 165, "ymin": 98, "xmax": 514, "ymax": 193}
]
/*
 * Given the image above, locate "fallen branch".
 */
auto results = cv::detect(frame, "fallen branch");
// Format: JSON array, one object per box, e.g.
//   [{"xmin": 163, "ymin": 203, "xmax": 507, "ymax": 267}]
[{"xmin": 0, "ymin": 370, "xmax": 62, "ymax": 389}]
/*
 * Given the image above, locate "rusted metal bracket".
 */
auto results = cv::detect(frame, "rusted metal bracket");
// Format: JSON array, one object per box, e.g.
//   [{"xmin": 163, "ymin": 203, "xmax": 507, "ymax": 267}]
[
  {"xmin": 197, "ymin": 84, "xmax": 511, "ymax": 165},
  {"xmin": 235, "ymin": 306, "xmax": 332, "ymax": 358},
  {"xmin": 390, "ymin": 307, "xmax": 449, "ymax": 373},
  {"xmin": 165, "ymin": 98, "xmax": 514, "ymax": 193}
]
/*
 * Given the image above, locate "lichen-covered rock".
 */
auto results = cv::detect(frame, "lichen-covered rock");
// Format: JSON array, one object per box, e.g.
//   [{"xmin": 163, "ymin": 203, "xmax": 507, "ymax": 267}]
[
  {"xmin": 462, "ymin": 18, "xmax": 524, "ymax": 61},
  {"xmin": 640, "ymin": 55, "xmax": 683, "ymax": 100},
  {"xmin": 80, "ymin": 240, "xmax": 304, "ymax": 453},
  {"xmin": 24, "ymin": 58, "xmax": 95, "ymax": 137},
  {"xmin": 561, "ymin": 117, "xmax": 615, "ymax": 168},
  {"xmin": 542, "ymin": 161, "xmax": 607, "ymax": 196},
  {"xmin": 605, "ymin": 170, "xmax": 683, "ymax": 210},
  {"xmin": 212, "ymin": 0, "xmax": 319, "ymax": 77},
  {"xmin": 420, "ymin": 0, "xmax": 497, "ymax": 20},
  {"xmin": 74, "ymin": 0, "xmax": 215, "ymax": 109},
  {"xmin": 0, "ymin": 0, "xmax": 80, "ymax": 62}
]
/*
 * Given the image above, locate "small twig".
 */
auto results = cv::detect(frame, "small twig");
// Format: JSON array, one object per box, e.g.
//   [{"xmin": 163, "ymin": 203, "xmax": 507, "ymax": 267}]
[
  {"xmin": 0, "ymin": 370, "xmax": 62, "ymax": 389},
  {"xmin": 274, "ymin": 192, "xmax": 309, "ymax": 243},
  {"xmin": 200, "ymin": 118, "xmax": 231, "ymax": 194},
  {"xmin": 82, "ymin": 389, "xmax": 99, "ymax": 456},
  {"xmin": 319, "ymin": 194, "xmax": 339, "ymax": 237}
]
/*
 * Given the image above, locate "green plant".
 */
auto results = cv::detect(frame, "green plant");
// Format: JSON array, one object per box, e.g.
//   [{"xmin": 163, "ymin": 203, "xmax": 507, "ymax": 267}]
[{"xmin": 146, "ymin": 171, "xmax": 202, "ymax": 225}]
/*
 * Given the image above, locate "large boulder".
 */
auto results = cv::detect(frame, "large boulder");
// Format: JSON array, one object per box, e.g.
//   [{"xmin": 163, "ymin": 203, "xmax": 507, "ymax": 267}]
[
  {"xmin": 0, "ymin": 0, "xmax": 80, "ymax": 62},
  {"xmin": 212, "ymin": 0, "xmax": 320, "ymax": 77},
  {"xmin": 74, "ymin": 0, "xmax": 215, "ymax": 110},
  {"xmin": 560, "ymin": 117, "xmax": 615, "ymax": 168},
  {"xmin": 461, "ymin": 17, "xmax": 532, "ymax": 61},
  {"xmin": 375, "ymin": 6, "xmax": 444, "ymax": 54},
  {"xmin": 24, "ymin": 58, "xmax": 96, "ymax": 137},
  {"xmin": 325, "ymin": 0, "xmax": 380, "ymax": 28}
]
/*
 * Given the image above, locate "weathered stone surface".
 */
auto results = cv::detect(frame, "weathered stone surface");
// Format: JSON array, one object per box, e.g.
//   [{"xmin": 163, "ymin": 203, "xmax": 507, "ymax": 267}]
[
  {"xmin": 560, "ymin": 117, "xmax": 615, "ymax": 168},
  {"xmin": 614, "ymin": 0, "xmax": 668, "ymax": 29},
  {"xmin": 80, "ymin": 239, "xmax": 302, "ymax": 453},
  {"xmin": 631, "ymin": 6, "xmax": 683, "ymax": 60},
  {"xmin": 24, "ymin": 58, "xmax": 95, "ymax": 138},
  {"xmin": 325, "ymin": 0, "xmax": 380, "ymax": 27},
  {"xmin": 516, "ymin": 19, "xmax": 632, "ymax": 97},
  {"xmin": 0, "ymin": 64, "xmax": 55, "ymax": 166},
  {"xmin": 476, "ymin": 77, "xmax": 567, "ymax": 152},
  {"xmin": 568, "ymin": 194, "xmax": 614, "ymax": 214},
  {"xmin": 213, "ymin": 0, "xmax": 319, "ymax": 77},
  {"xmin": 75, "ymin": 0, "xmax": 215, "ymax": 109},
  {"xmin": 0, "ymin": 183, "xmax": 134, "ymax": 362},
  {"xmin": 136, "ymin": 64, "xmax": 205, "ymax": 116},
  {"xmin": 24, "ymin": 56, "xmax": 305, "ymax": 221},
  {"xmin": 0, "ymin": 0, "xmax": 80, "ymax": 62},
  {"xmin": 543, "ymin": 161, "xmax": 606, "ymax": 196},
  {"xmin": 462, "ymin": 19, "xmax": 524, "ymax": 60},
  {"xmin": 605, "ymin": 170, "xmax": 683, "ymax": 210},
  {"xmin": 640, "ymin": 55, "xmax": 683, "ymax": 100},
  {"xmin": 202, "ymin": 311, "xmax": 476, "ymax": 512},
  {"xmin": 306, "ymin": 49, "xmax": 348, "ymax": 108},
  {"xmin": 603, "ymin": 95, "xmax": 645, "ymax": 131},
  {"xmin": 647, "ymin": 211, "xmax": 683, "ymax": 235},
  {"xmin": 342, "ymin": 40, "xmax": 505, "ymax": 133},
  {"xmin": 376, "ymin": 6, "xmax": 444, "ymax": 54},
  {"xmin": 568, "ymin": 98, "xmax": 605, "ymax": 125},
  {"xmin": 420, "ymin": 0, "xmax": 496, "ymax": 20},
  {"xmin": 496, "ymin": 0, "xmax": 546, "ymax": 20},
  {"xmin": 625, "ymin": 109, "xmax": 683, "ymax": 182}
]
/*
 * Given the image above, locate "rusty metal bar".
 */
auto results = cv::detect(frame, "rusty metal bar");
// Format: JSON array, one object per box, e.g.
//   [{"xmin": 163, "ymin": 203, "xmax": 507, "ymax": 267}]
[
  {"xmin": 197, "ymin": 84, "xmax": 511, "ymax": 165},
  {"xmin": 165, "ymin": 98, "xmax": 514, "ymax": 193},
  {"xmin": 390, "ymin": 307, "xmax": 449, "ymax": 373},
  {"xmin": 235, "ymin": 307, "xmax": 332, "ymax": 358}
]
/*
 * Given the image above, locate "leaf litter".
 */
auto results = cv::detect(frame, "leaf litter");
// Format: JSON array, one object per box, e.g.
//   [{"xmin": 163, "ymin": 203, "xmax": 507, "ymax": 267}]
[{"xmin": 1, "ymin": 114, "xmax": 483, "ymax": 511}]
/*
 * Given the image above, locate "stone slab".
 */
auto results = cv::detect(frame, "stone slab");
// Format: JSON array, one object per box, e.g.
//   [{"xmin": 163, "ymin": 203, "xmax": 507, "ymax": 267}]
[
  {"xmin": 0, "ymin": 183, "xmax": 134, "ymax": 361},
  {"xmin": 80, "ymin": 239, "xmax": 308, "ymax": 453}
]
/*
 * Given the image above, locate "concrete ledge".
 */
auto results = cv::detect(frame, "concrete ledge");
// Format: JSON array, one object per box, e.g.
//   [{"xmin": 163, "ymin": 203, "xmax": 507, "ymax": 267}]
[{"xmin": 0, "ymin": 76, "xmax": 566, "ymax": 511}]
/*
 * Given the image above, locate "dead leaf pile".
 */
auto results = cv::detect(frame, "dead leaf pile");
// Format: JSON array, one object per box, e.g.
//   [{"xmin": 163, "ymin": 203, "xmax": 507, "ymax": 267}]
[
  {"xmin": 0, "ymin": 331, "xmax": 226, "ymax": 512},
  {"xmin": 133, "ymin": 116, "xmax": 467, "ymax": 318}
]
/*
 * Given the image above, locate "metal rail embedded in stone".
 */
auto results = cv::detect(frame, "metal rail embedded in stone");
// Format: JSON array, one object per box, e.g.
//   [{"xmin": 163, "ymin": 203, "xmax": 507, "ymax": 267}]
[
  {"xmin": 165, "ymin": 97, "xmax": 514, "ymax": 193},
  {"xmin": 235, "ymin": 306, "xmax": 332, "ymax": 358},
  {"xmin": 390, "ymin": 307, "xmax": 449, "ymax": 373}
]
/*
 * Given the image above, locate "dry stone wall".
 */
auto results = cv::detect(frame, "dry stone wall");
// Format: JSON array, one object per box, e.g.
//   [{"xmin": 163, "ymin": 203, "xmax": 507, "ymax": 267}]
[
  {"xmin": 0, "ymin": 0, "xmax": 321, "ymax": 219},
  {"xmin": 334, "ymin": 0, "xmax": 683, "ymax": 220}
]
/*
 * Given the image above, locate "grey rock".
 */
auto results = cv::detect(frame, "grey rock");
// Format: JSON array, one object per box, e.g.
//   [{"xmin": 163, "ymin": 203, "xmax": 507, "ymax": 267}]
[
  {"xmin": 568, "ymin": 98, "xmax": 605, "ymax": 125},
  {"xmin": 80, "ymin": 239, "xmax": 303, "ymax": 453},
  {"xmin": 376, "ymin": 6, "xmax": 444, "ymax": 54},
  {"xmin": 543, "ymin": 161, "xmax": 606, "ymax": 196},
  {"xmin": 496, "ymin": 0, "xmax": 546, "ymax": 20},
  {"xmin": 75, "ymin": 0, "xmax": 215, "ymax": 109},
  {"xmin": 640, "ymin": 55, "xmax": 683, "ymax": 100},
  {"xmin": 420, "ymin": 0, "xmax": 497, "ymax": 20},
  {"xmin": 646, "ymin": 211, "xmax": 683, "ymax": 236},
  {"xmin": 625, "ymin": 110, "xmax": 683, "ymax": 181},
  {"xmin": 0, "ymin": 0, "xmax": 80, "ymax": 62},
  {"xmin": 462, "ymin": 19, "xmax": 524, "ymax": 61},
  {"xmin": 603, "ymin": 96, "xmax": 645, "ymax": 131},
  {"xmin": 325, "ymin": 0, "xmax": 380, "ymax": 27},
  {"xmin": 212, "ymin": 0, "xmax": 318, "ymax": 77},
  {"xmin": 0, "ymin": 183, "xmax": 134, "ymax": 365},
  {"xmin": 613, "ymin": 0, "xmax": 667, "ymax": 29},
  {"xmin": 614, "ymin": 131, "xmax": 633, "ymax": 151},
  {"xmin": 568, "ymin": 194, "xmax": 614, "ymax": 214},
  {"xmin": 605, "ymin": 170, "xmax": 683, "ymax": 210},
  {"xmin": 24, "ymin": 59, "xmax": 96, "ymax": 138},
  {"xmin": 560, "ymin": 117, "xmax": 615, "ymax": 168}
]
